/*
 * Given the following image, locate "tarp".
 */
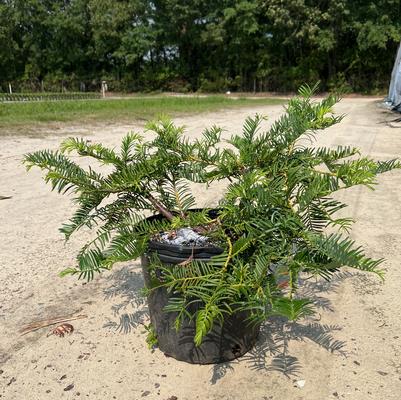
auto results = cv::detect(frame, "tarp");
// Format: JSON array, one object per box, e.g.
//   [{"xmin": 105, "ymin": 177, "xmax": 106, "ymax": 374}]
[{"xmin": 386, "ymin": 42, "xmax": 401, "ymax": 111}]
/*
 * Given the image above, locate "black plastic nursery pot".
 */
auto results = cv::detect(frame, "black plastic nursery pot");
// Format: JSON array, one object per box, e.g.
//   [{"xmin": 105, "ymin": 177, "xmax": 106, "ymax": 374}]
[{"xmin": 141, "ymin": 210, "xmax": 260, "ymax": 364}]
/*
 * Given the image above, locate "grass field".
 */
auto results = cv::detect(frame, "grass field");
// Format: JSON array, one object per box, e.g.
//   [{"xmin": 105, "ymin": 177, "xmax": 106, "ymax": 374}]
[{"xmin": 0, "ymin": 96, "xmax": 284, "ymax": 131}]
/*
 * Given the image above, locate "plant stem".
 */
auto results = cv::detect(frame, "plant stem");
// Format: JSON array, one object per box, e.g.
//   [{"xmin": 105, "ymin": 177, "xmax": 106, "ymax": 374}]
[{"xmin": 148, "ymin": 193, "xmax": 174, "ymax": 221}]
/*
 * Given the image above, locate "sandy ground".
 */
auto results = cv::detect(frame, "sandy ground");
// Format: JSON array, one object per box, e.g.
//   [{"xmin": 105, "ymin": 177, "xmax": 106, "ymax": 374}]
[{"xmin": 1, "ymin": 98, "xmax": 401, "ymax": 400}]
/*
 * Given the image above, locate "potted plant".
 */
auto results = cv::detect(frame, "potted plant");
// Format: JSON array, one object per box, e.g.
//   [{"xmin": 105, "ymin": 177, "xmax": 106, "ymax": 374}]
[{"xmin": 24, "ymin": 85, "xmax": 400, "ymax": 364}]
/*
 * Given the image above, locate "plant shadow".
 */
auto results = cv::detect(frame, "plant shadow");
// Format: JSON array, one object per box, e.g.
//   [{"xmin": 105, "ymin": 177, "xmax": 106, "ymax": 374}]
[
  {"xmin": 210, "ymin": 272, "xmax": 357, "ymax": 384},
  {"xmin": 103, "ymin": 265, "xmax": 149, "ymax": 333}
]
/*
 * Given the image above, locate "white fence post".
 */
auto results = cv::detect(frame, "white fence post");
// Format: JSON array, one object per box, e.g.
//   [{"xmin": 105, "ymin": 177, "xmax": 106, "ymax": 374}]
[{"xmin": 101, "ymin": 81, "xmax": 107, "ymax": 98}]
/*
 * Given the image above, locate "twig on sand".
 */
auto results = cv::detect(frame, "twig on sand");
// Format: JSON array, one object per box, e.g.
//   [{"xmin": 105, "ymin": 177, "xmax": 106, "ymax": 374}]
[{"xmin": 19, "ymin": 314, "xmax": 87, "ymax": 336}]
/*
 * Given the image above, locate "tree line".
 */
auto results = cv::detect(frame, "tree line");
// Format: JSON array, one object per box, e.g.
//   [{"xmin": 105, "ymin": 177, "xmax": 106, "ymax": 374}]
[{"xmin": 1, "ymin": 0, "xmax": 400, "ymax": 93}]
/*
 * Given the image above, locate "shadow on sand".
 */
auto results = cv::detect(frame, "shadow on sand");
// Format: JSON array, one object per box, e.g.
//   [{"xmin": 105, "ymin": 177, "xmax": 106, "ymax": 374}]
[
  {"xmin": 103, "ymin": 266, "xmax": 149, "ymax": 334},
  {"xmin": 103, "ymin": 266, "xmax": 355, "ymax": 382}
]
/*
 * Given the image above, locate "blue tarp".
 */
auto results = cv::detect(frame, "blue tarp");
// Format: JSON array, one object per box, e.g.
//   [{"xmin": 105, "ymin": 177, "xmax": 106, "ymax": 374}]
[{"xmin": 387, "ymin": 42, "xmax": 401, "ymax": 111}]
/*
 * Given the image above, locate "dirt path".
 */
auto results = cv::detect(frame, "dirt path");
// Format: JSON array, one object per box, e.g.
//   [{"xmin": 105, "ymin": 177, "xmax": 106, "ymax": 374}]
[{"xmin": 1, "ymin": 98, "xmax": 401, "ymax": 400}]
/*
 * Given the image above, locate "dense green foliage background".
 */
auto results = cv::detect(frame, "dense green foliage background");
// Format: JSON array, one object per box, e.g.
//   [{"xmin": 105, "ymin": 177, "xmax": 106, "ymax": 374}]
[{"xmin": 1, "ymin": 0, "xmax": 400, "ymax": 93}]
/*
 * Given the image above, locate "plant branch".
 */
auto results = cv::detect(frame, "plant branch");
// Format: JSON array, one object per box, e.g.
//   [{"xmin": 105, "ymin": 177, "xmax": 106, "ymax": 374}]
[{"xmin": 147, "ymin": 193, "xmax": 174, "ymax": 221}]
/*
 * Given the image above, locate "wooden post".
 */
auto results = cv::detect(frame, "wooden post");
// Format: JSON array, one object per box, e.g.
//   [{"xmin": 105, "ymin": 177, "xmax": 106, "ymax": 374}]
[{"xmin": 8, "ymin": 83, "xmax": 12, "ymax": 94}]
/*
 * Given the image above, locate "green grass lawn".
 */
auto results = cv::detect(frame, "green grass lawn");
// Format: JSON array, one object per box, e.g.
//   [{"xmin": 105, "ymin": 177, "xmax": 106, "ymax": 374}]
[{"xmin": 0, "ymin": 96, "xmax": 284, "ymax": 131}]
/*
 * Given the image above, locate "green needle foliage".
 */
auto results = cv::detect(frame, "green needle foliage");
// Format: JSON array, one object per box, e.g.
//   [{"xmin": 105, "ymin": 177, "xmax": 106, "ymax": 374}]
[{"xmin": 24, "ymin": 85, "xmax": 401, "ymax": 345}]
